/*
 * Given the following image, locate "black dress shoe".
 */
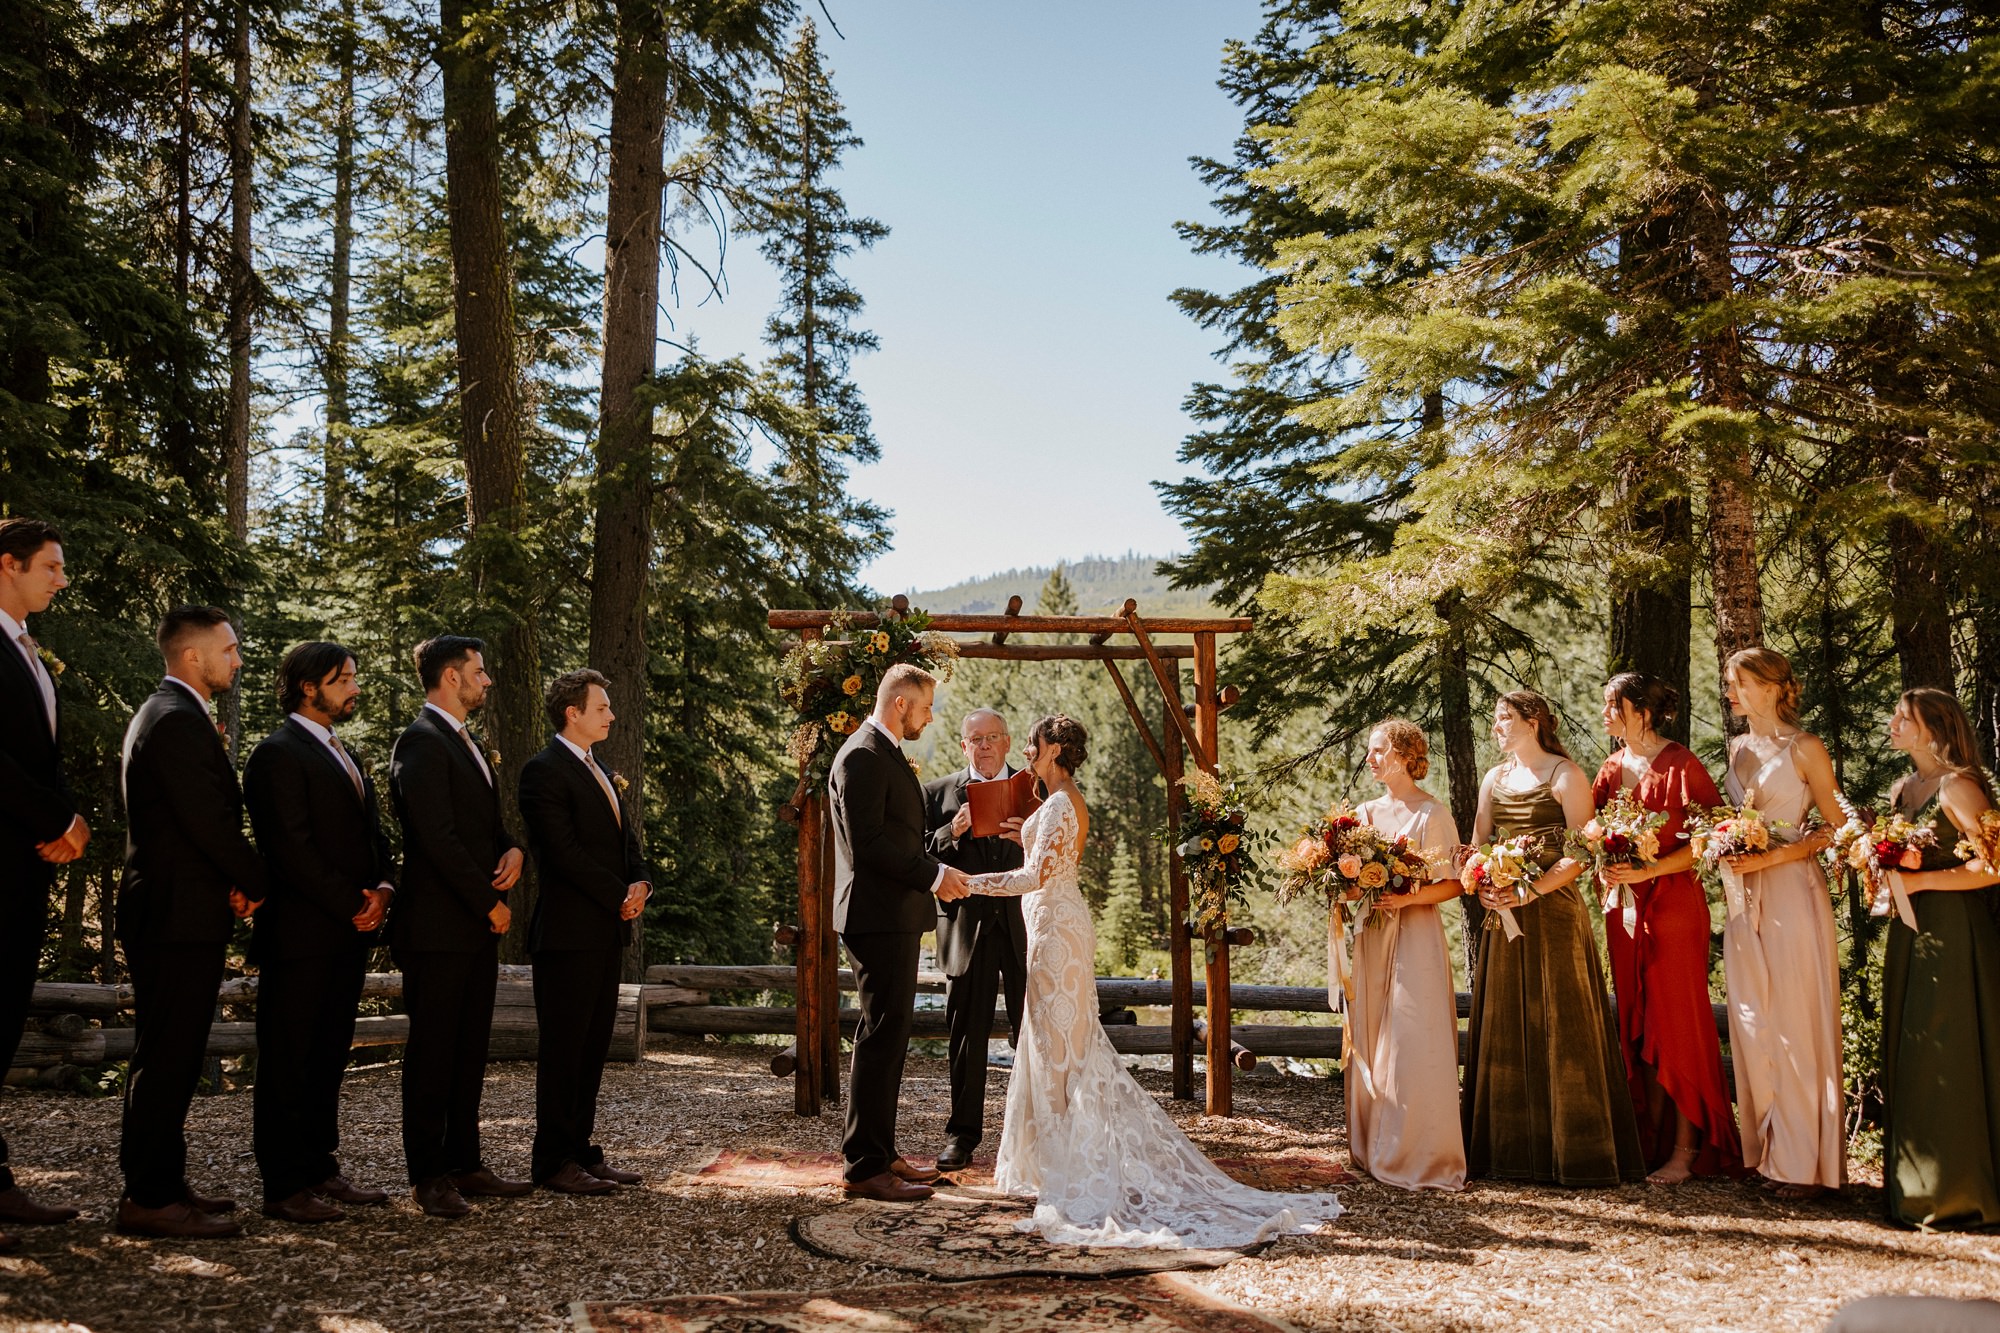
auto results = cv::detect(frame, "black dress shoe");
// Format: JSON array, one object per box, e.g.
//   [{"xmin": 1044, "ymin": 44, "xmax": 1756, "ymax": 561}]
[
  {"xmin": 935, "ymin": 1138, "xmax": 977, "ymax": 1172},
  {"xmin": 117, "ymin": 1198, "xmax": 243, "ymax": 1239},
  {"xmin": 842, "ymin": 1171, "xmax": 932, "ymax": 1203},
  {"xmin": 0, "ymin": 1186, "xmax": 79, "ymax": 1225},
  {"xmin": 450, "ymin": 1166, "xmax": 532, "ymax": 1198},
  {"xmin": 584, "ymin": 1162, "xmax": 642, "ymax": 1186},
  {"xmin": 542, "ymin": 1162, "xmax": 617, "ymax": 1196},
  {"xmin": 317, "ymin": 1175, "xmax": 390, "ymax": 1206},
  {"xmin": 261, "ymin": 1190, "xmax": 345, "ymax": 1224},
  {"xmin": 412, "ymin": 1178, "xmax": 471, "ymax": 1219}
]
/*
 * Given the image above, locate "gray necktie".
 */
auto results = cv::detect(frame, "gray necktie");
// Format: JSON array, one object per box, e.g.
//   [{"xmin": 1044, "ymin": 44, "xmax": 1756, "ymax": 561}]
[
  {"xmin": 327, "ymin": 731, "xmax": 365, "ymax": 800},
  {"xmin": 15, "ymin": 631, "xmax": 55, "ymax": 739}
]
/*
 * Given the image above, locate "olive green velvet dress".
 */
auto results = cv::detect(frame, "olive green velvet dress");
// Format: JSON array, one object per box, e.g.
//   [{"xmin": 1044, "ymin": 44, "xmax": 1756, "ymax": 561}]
[
  {"xmin": 1461, "ymin": 770, "xmax": 1645, "ymax": 1187},
  {"xmin": 1882, "ymin": 791, "xmax": 2000, "ymax": 1230}
]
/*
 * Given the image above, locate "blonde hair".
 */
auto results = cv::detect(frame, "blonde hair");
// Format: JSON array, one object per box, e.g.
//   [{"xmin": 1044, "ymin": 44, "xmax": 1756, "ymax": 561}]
[
  {"xmin": 876, "ymin": 663, "xmax": 936, "ymax": 708},
  {"xmin": 1898, "ymin": 688, "xmax": 1997, "ymax": 805},
  {"xmin": 1372, "ymin": 718, "xmax": 1430, "ymax": 781},
  {"xmin": 1725, "ymin": 647, "xmax": 1802, "ymax": 727}
]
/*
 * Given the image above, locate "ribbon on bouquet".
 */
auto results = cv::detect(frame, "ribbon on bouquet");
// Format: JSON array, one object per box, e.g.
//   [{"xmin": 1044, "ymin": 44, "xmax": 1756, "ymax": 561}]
[
  {"xmin": 1326, "ymin": 907, "xmax": 1356, "ymax": 1061},
  {"xmin": 1875, "ymin": 868, "xmax": 1919, "ymax": 930},
  {"xmin": 1719, "ymin": 862, "xmax": 1751, "ymax": 929},
  {"xmin": 1603, "ymin": 881, "xmax": 1638, "ymax": 937},
  {"xmin": 1492, "ymin": 900, "xmax": 1523, "ymax": 941}
]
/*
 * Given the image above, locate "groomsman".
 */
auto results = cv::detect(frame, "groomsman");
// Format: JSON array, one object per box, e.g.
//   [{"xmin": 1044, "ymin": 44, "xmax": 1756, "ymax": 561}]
[
  {"xmin": 516, "ymin": 670, "xmax": 649, "ymax": 1195},
  {"xmin": 387, "ymin": 635, "xmax": 530, "ymax": 1218},
  {"xmin": 116, "ymin": 606, "xmax": 268, "ymax": 1239},
  {"xmin": 922, "ymin": 708, "xmax": 1028, "ymax": 1172},
  {"xmin": 243, "ymin": 643, "xmax": 395, "ymax": 1223},
  {"xmin": 0, "ymin": 518, "xmax": 85, "ymax": 1247}
]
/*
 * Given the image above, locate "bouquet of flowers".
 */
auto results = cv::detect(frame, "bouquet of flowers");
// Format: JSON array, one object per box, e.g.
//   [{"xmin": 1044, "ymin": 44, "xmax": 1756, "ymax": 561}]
[
  {"xmin": 1570, "ymin": 795, "xmax": 1669, "ymax": 932},
  {"xmin": 778, "ymin": 607, "xmax": 959, "ymax": 788},
  {"xmin": 1956, "ymin": 808, "xmax": 2000, "ymax": 872},
  {"xmin": 1175, "ymin": 769, "xmax": 1263, "ymax": 948},
  {"xmin": 1274, "ymin": 803, "xmax": 1431, "ymax": 926},
  {"xmin": 1459, "ymin": 834, "xmax": 1542, "ymax": 940},
  {"xmin": 1687, "ymin": 801, "xmax": 1775, "ymax": 923}
]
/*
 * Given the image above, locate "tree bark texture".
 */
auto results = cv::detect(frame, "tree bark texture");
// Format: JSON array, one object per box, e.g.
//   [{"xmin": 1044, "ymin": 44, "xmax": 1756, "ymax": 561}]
[
  {"xmin": 220, "ymin": 1, "xmax": 254, "ymax": 759},
  {"xmin": 1608, "ymin": 490, "xmax": 1693, "ymax": 746},
  {"xmin": 588, "ymin": 0, "xmax": 669, "ymax": 983},
  {"xmin": 1434, "ymin": 592, "xmax": 1483, "ymax": 974},
  {"xmin": 324, "ymin": 0, "xmax": 357, "ymax": 541}
]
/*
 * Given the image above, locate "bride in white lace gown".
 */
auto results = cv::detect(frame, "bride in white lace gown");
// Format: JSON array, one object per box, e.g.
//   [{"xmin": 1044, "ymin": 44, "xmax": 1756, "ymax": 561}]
[{"xmin": 965, "ymin": 715, "xmax": 1344, "ymax": 1248}]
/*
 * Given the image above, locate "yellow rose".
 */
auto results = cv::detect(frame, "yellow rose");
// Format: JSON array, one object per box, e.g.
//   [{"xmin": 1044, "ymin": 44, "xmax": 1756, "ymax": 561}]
[
  {"xmin": 872, "ymin": 631, "xmax": 891, "ymax": 653},
  {"xmin": 842, "ymin": 674, "xmax": 863, "ymax": 696},
  {"xmin": 826, "ymin": 711, "xmax": 852, "ymax": 733},
  {"xmin": 1217, "ymin": 833, "xmax": 1240, "ymax": 854},
  {"xmin": 1358, "ymin": 861, "xmax": 1389, "ymax": 890}
]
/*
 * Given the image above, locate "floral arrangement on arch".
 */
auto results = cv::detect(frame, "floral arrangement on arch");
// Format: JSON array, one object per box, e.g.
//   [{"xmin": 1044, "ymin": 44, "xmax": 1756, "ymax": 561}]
[
  {"xmin": 1173, "ymin": 768, "xmax": 1264, "ymax": 948},
  {"xmin": 779, "ymin": 607, "xmax": 959, "ymax": 787}
]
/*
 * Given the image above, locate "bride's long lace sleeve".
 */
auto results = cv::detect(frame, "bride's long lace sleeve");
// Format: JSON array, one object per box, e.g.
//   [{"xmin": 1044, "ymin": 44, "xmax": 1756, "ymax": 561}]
[{"xmin": 967, "ymin": 798, "xmax": 1075, "ymax": 898}]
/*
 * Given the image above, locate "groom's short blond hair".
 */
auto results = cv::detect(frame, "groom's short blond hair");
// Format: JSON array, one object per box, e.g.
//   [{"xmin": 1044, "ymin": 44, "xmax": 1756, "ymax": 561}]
[{"xmin": 876, "ymin": 663, "xmax": 936, "ymax": 708}]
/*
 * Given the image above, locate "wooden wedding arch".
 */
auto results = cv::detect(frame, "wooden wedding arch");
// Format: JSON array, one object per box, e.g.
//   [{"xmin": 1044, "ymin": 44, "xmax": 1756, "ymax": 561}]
[{"xmin": 769, "ymin": 595, "xmax": 1253, "ymax": 1119}]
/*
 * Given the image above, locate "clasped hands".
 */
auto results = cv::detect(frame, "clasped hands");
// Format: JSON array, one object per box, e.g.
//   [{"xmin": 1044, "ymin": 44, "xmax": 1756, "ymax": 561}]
[
  {"xmin": 935, "ymin": 865, "xmax": 973, "ymax": 903},
  {"xmin": 35, "ymin": 815, "xmax": 89, "ymax": 865}
]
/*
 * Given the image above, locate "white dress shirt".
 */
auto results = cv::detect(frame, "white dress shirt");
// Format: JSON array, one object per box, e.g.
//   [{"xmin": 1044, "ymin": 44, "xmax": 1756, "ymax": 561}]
[
  {"xmin": 289, "ymin": 711, "xmax": 392, "ymax": 896},
  {"xmin": 425, "ymin": 701, "xmax": 493, "ymax": 785},
  {"xmin": 0, "ymin": 607, "xmax": 55, "ymax": 739},
  {"xmin": 557, "ymin": 733, "xmax": 623, "ymax": 826},
  {"xmin": 866, "ymin": 716, "xmax": 946, "ymax": 894}
]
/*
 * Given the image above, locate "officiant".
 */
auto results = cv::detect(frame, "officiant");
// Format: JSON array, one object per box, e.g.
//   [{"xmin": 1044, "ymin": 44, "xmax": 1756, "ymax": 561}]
[{"xmin": 922, "ymin": 708, "xmax": 1030, "ymax": 1171}]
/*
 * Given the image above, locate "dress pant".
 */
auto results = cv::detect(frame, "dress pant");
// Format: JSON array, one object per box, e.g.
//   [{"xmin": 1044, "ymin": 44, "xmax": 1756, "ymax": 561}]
[
  {"xmin": 942, "ymin": 917, "xmax": 1027, "ymax": 1146},
  {"xmin": 839, "ymin": 930, "xmax": 921, "ymax": 1184},
  {"xmin": 0, "ymin": 875, "xmax": 51, "ymax": 1191},
  {"xmin": 253, "ymin": 948, "xmax": 366, "ymax": 1201},
  {"xmin": 530, "ymin": 948, "xmax": 620, "ymax": 1182},
  {"xmin": 120, "ymin": 940, "xmax": 228, "ymax": 1208},
  {"xmin": 399, "ymin": 943, "xmax": 498, "ymax": 1184}
]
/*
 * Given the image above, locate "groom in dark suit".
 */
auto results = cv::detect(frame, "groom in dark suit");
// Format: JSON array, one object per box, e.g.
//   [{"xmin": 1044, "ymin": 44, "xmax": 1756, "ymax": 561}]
[
  {"xmin": 0, "ymin": 518, "xmax": 86, "ymax": 1246},
  {"xmin": 829, "ymin": 664, "xmax": 971, "ymax": 1203},
  {"xmin": 243, "ymin": 642, "xmax": 396, "ymax": 1223},
  {"xmin": 922, "ymin": 708, "xmax": 1028, "ymax": 1171},
  {"xmin": 516, "ymin": 669, "xmax": 650, "ymax": 1195}
]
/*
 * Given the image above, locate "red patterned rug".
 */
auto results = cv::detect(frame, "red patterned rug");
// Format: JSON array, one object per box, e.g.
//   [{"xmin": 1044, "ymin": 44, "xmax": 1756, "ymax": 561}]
[
  {"xmin": 570, "ymin": 1272, "xmax": 1301, "ymax": 1332},
  {"xmin": 675, "ymin": 1147, "xmax": 1353, "ymax": 1194}
]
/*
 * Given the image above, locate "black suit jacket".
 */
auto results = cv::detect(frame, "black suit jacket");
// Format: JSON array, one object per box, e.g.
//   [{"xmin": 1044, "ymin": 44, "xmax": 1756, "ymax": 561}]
[
  {"xmin": 243, "ymin": 718, "xmax": 396, "ymax": 963},
  {"xmin": 829, "ymin": 723, "xmax": 941, "ymax": 937},
  {"xmin": 517, "ymin": 740, "xmax": 647, "ymax": 953},
  {"xmin": 386, "ymin": 707, "xmax": 518, "ymax": 955},
  {"xmin": 0, "ymin": 630, "xmax": 73, "ymax": 893},
  {"xmin": 117, "ymin": 681, "xmax": 269, "ymax": 946},
  {"xmin": 923, "ymin": 767, "xmax": 1028, "ymax": 977}
]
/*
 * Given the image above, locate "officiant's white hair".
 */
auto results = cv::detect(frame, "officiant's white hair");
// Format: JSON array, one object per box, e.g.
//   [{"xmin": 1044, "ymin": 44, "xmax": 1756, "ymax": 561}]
[{"xmin": 959, "ymin": 708, "xmax": 1006, "ymax": 737}]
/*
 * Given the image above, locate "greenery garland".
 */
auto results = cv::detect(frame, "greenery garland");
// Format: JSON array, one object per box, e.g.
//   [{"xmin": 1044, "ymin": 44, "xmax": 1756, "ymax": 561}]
[{"xmin": 779, "ymin": 606, "xmax": 959, "ymax": 788}]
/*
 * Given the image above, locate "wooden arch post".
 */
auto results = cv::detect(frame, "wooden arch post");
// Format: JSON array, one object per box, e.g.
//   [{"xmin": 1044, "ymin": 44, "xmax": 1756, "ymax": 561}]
[{"xmin": 767, "ymin": 602, "xmax": 1251, "ymax": 1119}]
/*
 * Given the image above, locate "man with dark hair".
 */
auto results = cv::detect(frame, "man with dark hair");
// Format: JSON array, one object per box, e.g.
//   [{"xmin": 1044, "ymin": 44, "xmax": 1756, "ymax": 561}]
[
  {"xmin": 116, "ymin": 606, "xmax": 267, "ymax": 1239},
  {"xmin": 243, "ymin": 643, "xmax": 395, "ymax": 1223},
  {"xmin": 0, "ymin": 517, "xmax": 84, "ymax": 1246},
  {"xmin": 922, "ymin": 708, "xmax": 1029, "ymax": 1172},
  {"xmin": 517, "ymin": 669, "xmax": 649, "ymax": 1194},
  {"xmin": 387, "ymin": 635, "xmax": 528, "ymax": 1217}
]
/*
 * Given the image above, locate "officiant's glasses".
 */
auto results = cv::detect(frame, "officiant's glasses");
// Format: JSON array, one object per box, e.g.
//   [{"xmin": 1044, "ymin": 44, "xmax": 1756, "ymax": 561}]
[{"xmin": 964, "ymin": 731, "xmax": 1009, "ymax": 749}]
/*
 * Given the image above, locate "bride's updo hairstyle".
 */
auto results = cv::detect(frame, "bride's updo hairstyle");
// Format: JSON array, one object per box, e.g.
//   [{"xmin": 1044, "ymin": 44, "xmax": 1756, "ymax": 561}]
[{"xmin": 1030, "ymin": 715, "xmax": 1089, "ymax": 774}]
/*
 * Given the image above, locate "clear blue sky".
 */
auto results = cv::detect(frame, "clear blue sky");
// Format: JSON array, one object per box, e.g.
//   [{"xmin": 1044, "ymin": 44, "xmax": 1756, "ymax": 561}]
[{"xmin": 669, "ymin": 1, "xmax": 1263, "ymax": 595}]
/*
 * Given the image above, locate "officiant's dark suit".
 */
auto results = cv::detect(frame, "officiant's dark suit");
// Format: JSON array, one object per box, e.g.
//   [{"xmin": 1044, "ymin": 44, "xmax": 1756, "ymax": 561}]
[
  {"xmin": 830, "ymin": 709, "xmax": 951, "ymax": 1195},
  {"xmin": 117, "ymin": 663, "xmax": 269, "ymax": 1214},
  {"xmin": 517, "ymin": 726, "xmax": 647, "ymax": 1187},
  {"xmin": 388, "ymin": 699, "xmax": 518, "ymax": 1191},
  {"xmin": 244, "ymin": 710, "xmax": 395, "ymax": 1209},
  {"xmin": 923, "ymin": 768, "xmax": 1027, "ymax": 1159}
]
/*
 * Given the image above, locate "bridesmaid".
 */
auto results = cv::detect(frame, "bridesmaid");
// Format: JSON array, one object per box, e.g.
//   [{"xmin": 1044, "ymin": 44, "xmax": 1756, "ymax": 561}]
[
  {"xmin": 1343, "ymin": 720, "xmax": 1466, "ymax": 1191},
  {"xmin": 1592, "ymin": 674, "xmax": 1744, "ymax": 1184},
  {"xmin": 1462, "ymin": 691, "xmax": 1644, "ymax": 1186},
  {"xmin": 1879, "ymin": 687, "xmax": 2000, "ymax": 1229},
  {"xmin": 1718, "ymin": 647, "xmax": 1846, "ymax": 1200}
]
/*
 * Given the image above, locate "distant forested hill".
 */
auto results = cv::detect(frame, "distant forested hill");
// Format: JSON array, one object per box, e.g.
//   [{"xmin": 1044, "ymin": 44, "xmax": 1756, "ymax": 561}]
[{"xmin": 903, "ymin": 553, "xmax": 1219, "ymax": 616}]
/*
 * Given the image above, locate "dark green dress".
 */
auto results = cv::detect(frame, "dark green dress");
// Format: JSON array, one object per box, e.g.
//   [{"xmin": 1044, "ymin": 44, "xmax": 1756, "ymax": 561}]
[
  {"xmin": 1882, "ymin": 791, "xmax": 2000, "ymax": 1230},
  {"xmin": 1462, "ymin": 768, "xmax": 1645, "ymax": 1186}
]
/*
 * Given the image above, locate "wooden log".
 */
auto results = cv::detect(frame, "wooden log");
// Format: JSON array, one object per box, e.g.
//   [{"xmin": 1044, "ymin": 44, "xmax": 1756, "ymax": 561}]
[
  {"xmin": 27, "ymin": 982, "xmax": 132, "ymax": 1016},
  {"xmin": 486, "ymin": 979, "xmax": 647, "ymax": 1062},
  {"xmin": 637, "ymin": 985, "xmax": 708, "ymax": 1008},
  {"xmin": 991, "ymin": 594, "xmax": 1023, "ymax": 645},
  {"xmin": 818, "ymin": 800, "xmax": 841, "ymax": 1103},
  {"xmin": 1100, "ymin": 658, "xmax": 1171, "ymax": 778},
  {"xmin": 1194, "ymin": 629, "xmax": 1230, "ymax": 1117},
  {"xmin": 644, "ymin": 963, "xmax": 950, "ymax": 995},
  {"xmin": 770, "ymin": 1042, "xmax": 798, "ymax": 1077},
  {"xmin": 38, "ymin": 1013, "xmax": 88, "ymax": 1041},
  {"xmin": 1163, "ymin": 686, "xmax": 1194, "ymax": 1102},
  {"xmin": 653, "ymin": 1005, "xmax": 998, "ymax": 1039},
  {"xmin": 794, "ymin": 789, "xmax": 825, "ymax": 1115},
  {"xmin": 1222, "ymin": 926, "xmax": 1254, "ymax": 948},
  {"xmin": 1193, "ymin": 1019, "xmax": 1256, "ymax": 1072},
  {"xmin": 950, "ymin": 643, "xmax": 1194, "ymax": 662},
  {"xmin": 768, "ymin": 609, "xmax": 1253, "ymax": 636},
  {"xmin": 772, "ymin": 923, "xmax": 800, "ymax": 949}
]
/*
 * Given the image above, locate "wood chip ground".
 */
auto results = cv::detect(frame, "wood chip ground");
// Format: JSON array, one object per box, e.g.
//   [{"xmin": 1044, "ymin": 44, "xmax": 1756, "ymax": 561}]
[{"xmin": 0, "ymin": 1042, "xmax": 1989, "ymax": 1332}]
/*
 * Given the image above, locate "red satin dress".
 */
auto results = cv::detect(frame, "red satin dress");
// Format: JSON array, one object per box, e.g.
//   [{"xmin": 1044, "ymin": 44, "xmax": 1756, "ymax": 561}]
[{"xmin": 1592, "ymin": 744, "xmax": 1745, "ymax": 1177}]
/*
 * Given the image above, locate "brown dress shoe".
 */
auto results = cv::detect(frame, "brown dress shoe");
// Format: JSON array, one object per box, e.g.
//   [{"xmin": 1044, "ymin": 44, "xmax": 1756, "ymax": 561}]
[
  {"xmin": 842, "ymin": 1171, "xmax": 933, "ymax": 1203},
  {"xmin": 541, "ymin": 1162, "xmax": 617, "ymax": 1196},
  {"xmin": 0, "ymin": 1186, "xmax": 79, "ymax": 1225},
  {"xmin": 411, "ymin": 1178, "xmax": 471, "ymax": 1219},
  {"xmin": 261, "ymin": 1190, "xmax": 345, "ymax": 1224},
  {"xmin": 185, "ymin": 1188, "xmax": 238, "ymax": 1214},
  {"xmin": 584, "ymin": 1162, "xmax": 642, "ymax": 1186},
  {"xmin": 0, "ymin": 1231, "xmax": 16, "ymax": 1253},
  {"xmin": 889, "ymin": 1157, "xmax": 940, "ymax": 1184},
  {"xmin": 116, "ymin": 1198, "xmax": 243, "ymax": 1239},
  {"xmin": 450, "ymin": 1166, "xmax": 532, "ymax": 1198},
  {"xmin": 317, "ymin": 1175, "xmax": 390, "ymax": 1206}
]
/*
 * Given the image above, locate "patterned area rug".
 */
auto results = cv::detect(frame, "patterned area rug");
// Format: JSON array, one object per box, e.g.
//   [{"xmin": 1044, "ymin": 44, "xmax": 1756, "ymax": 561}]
[
  {"xmin": 789, "ymin": 1190, "xmax": 1262, "ymax": 1280},
  {"xmin": 570, "ymin": 1272, "xmax": 1301, "ymax": 1332},
  {"xmin": 676, "ymin": 1147, "xmax": 1353, "ymax": 1194}
]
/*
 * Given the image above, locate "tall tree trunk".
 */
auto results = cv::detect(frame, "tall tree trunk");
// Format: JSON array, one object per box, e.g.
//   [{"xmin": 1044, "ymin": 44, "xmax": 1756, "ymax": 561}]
[
  {"xmin": 1689, "ymin": 190, "xmax": 1764, "ymax": 716},
  {"xmin": 438, "ymin": 0, "xmax": 541, "ymax": 957},
  {"xmin": 324, "ymin": 0, "xmax": 356, "ymax": 542},
  {"xmin": 1435, "ymin": 591, "xmax": 1482, "ymax": 975},
  {"xmin": 220, "ymin": 1, "xmax": 254, "ymax": 758},
  {"xmin": 167, "ymin": 0, "xmax": 198, "ymax": 486},
  {"xmin": 1608, "ymin": 489, "xmax": 1694, "ymax": 746},
  {"xmin": 588, "ymin": 0, "xmax": 668, "ymax": 983}
]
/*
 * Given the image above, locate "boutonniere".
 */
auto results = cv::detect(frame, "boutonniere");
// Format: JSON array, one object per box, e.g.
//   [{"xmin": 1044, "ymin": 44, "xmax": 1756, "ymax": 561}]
[
  {"xmin": 908, "ymin": 757, "xmax": 922, "ymax": 778},
  {"xmin": 487, "ymin": 748, "xmax": 503, "ymax": 769},
  {"xmin": 36, "ymin": 645, "xmax": 64, "ymax": 679},
  {"xmin": 611, "ymin": 772, "xmax": 629, "ymax": 794}
]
